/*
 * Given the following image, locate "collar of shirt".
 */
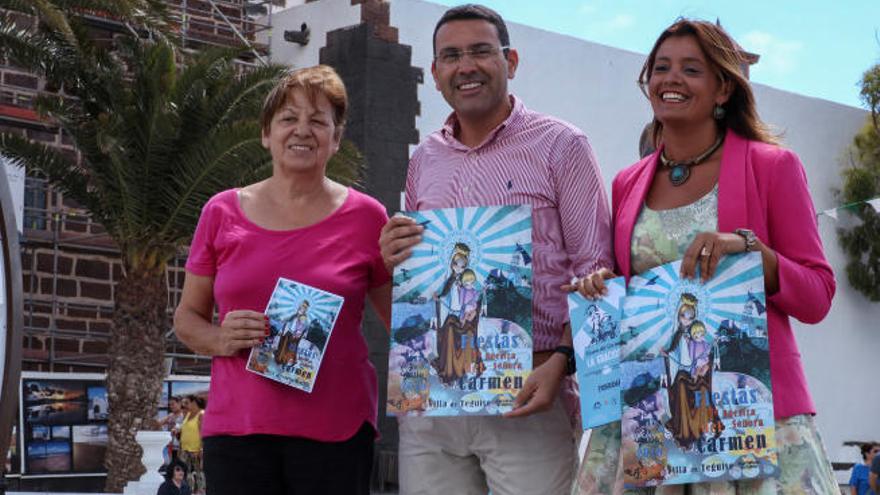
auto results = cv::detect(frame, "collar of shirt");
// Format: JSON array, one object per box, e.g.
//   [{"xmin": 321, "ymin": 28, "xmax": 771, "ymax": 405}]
[{"xmin": 439, "ymin": 94, "xmax": 525, "ymax": 152}]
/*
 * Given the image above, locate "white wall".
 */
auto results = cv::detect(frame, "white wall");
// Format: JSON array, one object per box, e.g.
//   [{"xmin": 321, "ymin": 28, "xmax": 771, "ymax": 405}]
[
  {"xmin": 268, "ymin": 0, "xmax": 879, "ymax": 459},
  {"xmin": 260, "ymin": 0, "xmax": 361, "ymax": 66}
]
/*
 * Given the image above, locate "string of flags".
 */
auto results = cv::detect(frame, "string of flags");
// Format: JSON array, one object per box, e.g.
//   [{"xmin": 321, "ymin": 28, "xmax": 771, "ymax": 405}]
[{"xmin": 818, "ymin": 196, "xmax": 880, "ymax": 220}]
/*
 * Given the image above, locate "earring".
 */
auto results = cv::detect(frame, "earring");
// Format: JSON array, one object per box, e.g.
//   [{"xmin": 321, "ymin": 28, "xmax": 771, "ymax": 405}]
[{"xmin": 713, "ymin": 104, "xmax": 726, "ymax": 120}]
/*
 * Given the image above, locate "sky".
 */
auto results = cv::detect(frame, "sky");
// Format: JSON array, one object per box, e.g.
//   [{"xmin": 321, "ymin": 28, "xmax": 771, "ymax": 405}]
[{"xmin": 430, "ymin": 0, "xmax": 880, "ymax": 109}]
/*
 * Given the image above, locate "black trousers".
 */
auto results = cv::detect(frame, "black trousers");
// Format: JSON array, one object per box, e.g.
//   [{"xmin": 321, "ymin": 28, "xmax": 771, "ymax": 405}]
[{"xmin": 203, "ymin": 422, "xmax": 374, "ymax": 495}]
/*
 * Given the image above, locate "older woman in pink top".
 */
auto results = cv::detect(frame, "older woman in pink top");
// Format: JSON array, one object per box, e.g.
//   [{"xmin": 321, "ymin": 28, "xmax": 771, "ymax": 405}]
[
  {"xmin": 571, "ymin": 19, "xmax": 838, "ymax": 494},
  {"xmin": 174, "ymin": 65, "xmax": 391, "ymax": 495}
]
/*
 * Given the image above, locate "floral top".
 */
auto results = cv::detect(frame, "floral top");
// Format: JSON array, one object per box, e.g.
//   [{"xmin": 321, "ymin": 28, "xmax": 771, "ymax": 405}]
[{"xmin": 630, "ymin": 184, "xmax": 718, "ymax": 275}]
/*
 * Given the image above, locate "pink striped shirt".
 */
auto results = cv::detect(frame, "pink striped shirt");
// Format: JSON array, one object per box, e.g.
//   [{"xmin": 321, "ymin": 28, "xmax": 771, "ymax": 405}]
[{"xmin": 406, "ymin": 95, "xmax": 612, "ymax": 351}]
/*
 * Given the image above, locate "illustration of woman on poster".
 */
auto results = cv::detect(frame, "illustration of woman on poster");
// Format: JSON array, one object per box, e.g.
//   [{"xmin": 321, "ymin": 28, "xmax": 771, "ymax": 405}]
[
  {"xmin": 274, "ymin": 300, "xmax": 310, "ymax": 367},
  {"xmin": 433, "ymin": 243, "xmax": 485, "ymax": 384},
  {"xmin": 662, "ymin": 293, "xmax": 723, "ymax": 450}
]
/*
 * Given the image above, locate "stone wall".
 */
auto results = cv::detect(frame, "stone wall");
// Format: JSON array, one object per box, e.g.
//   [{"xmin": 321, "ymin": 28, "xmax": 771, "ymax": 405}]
[
  {"xmin": 318, "ymin": 2, "xmax": 421, "ymax": 483},
  {"xmin": 18, "ymin": 243, "xmax": 188, "ymax": 373}
]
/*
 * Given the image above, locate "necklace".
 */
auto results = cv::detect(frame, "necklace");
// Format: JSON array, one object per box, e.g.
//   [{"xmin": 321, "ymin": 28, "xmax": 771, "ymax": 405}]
[{"xmin": 659, "ymin": 134, "xmax": 724, "ymax": 187}]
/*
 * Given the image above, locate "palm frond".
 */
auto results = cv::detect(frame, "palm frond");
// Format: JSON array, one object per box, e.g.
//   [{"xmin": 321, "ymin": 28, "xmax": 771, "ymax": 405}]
[
  {"xmin": 0, "ymin": 133, "xmax": 102, "ymax": 218},
  {"xmin": 55, "ymin": 0, "xmax": 171, "ymax": 35},
  {"xmin": 0, "ymin": 19, "xmax": 65, "ymax": 76},
  {"xmin": 205, "ymin": 64, "xmax": 285, "ymax": 128},
  {"xmin": 157, "ymin": 123, "xmax": 270, "ymax": 242},
  {"xmin": 327, "ymin": 139, "xmax": 366, "ymax": 188},
  {"xmin": 0, "ymin": 0, "xmax": 78, "ymax": 44}
]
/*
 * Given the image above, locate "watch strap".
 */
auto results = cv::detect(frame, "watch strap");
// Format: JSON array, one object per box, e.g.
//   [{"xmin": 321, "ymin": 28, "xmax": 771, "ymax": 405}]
[{"xmin": 553, "ymin": 345, "xmax": 577, "ymax": 375}]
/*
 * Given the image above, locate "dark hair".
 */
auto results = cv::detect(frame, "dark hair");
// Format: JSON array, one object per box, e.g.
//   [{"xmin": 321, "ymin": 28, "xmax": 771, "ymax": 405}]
[
  {"xmin": 432, "ymin": 4, "xmax": 510, "ymax": 55},
  {"xmin": 169, "ymin": 396, "xmax": 180, "ymax": 404},
  {"xmin": 639, "ymin": 18, "xmax": 776, "ymax": 146},
  {"xmin": 861, "ymin": 443, "xmax": 877, "ymax": 460},
  {"xmin": 186, "ymin": 394, "xmax": 206, "ymax": 409},
  {"xmin": 164, "ymin": 459, "xmax": 188, "ymax": 481},
  {"xmin": 260, "ymin": 65, "xmax": 348, "ymax": 136}
]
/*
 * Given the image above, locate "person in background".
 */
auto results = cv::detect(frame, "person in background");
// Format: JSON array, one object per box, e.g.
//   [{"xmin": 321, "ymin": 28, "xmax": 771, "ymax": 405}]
[
  {"xmin": 870, "ymin": 443, "xmax": 880, "ymax": 494},
  {"xmin": 179, "ymin": 395, "xmax": 205, "ymax": 494},
  {"xmin": 851, "ymin": 443, "xmax": 879, "ymax": 495},
  {"xmin": 571, "ymin": 18, "xmax": 838, "ymax": 495},
  {"xmin": 159, "ymin": 396, "xmax": 184, "ymax": 463},
  {"xmin": 157, "ymin": 459, "xmax": 192, "ymax": 495}
]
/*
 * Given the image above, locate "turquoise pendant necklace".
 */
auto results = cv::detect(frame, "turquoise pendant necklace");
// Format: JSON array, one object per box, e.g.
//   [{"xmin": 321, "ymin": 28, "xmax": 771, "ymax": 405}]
[{"xmin": 659, "ymin": 134, "xmax": 725, "ymax": 187}]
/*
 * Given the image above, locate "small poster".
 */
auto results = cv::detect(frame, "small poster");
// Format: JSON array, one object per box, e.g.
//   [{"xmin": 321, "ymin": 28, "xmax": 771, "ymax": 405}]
[
  {"xmin": 619, "ymin": 252, "xmax": 777, "ymax": 487},
  {"xmin": 569, "ymin": 276, "xmax": 625, "ymax": 429},
  {"xmin": 387, "ymin": 205, "xmax": 533, "ymax": 416},
  {"xmin": 246, "ymin": 278, "xmax": 344, "ymax": 393}
]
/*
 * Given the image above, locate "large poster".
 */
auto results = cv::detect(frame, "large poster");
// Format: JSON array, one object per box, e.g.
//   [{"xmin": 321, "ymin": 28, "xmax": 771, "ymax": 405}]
[
  {"xmin": 620, "ymin": 253, "xmax": 777, "ymax": 487},
  {"xmin": 387, "ymin": 205, "xmax": 533, "ymax": 416},
  {"xmin": 21, "ymin": 372, "xmax": 210, "ymax": 477},
  {"xmin": 20, "ymin": 375, "xmax": 105, "ymax": 475}
]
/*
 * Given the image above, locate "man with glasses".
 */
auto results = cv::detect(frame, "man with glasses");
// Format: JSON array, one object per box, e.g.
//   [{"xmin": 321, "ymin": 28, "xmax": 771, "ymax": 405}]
[{"xmin": 379, "ymin": 4, "xmax": 611, "ymax": 494}]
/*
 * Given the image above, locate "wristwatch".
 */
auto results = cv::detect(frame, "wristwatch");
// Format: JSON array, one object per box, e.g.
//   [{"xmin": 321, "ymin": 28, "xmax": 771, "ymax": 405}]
[
  {"xmin": 734, "ymin": 228, "xmax": 757, "ymax": 252},
  {"xmin": 553, "ymin": 345, "xmax": 577, "ymax": 375}
]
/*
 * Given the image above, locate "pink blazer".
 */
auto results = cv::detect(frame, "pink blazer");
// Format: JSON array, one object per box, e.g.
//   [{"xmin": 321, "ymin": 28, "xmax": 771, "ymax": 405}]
[{"xmin": 611, "ymin": 129, "xmax": 835, "ymax": 418}]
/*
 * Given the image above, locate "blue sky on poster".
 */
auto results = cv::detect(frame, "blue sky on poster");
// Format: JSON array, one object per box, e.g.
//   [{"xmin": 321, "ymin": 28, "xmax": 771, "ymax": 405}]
[{"xmin": 430, "ymin": 0, "xmax": 880, "ymax": 109}]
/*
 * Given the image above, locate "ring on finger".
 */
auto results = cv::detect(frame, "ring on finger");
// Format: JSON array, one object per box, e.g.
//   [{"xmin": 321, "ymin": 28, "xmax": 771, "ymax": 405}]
[{"xmin": 700, "ymin": 246, "xmax": 711, "ymax": 257}]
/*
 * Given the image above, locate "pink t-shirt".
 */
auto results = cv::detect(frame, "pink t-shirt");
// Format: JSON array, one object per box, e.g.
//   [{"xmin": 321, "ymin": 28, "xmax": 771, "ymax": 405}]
[{"xmin": 185, "ymin": 188, "xmax": 390, "ymax": 441}]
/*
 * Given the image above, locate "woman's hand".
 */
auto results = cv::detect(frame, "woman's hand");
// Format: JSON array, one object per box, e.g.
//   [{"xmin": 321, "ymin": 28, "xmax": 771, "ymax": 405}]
[
  {"xmin": 561, "ymin": 268, "xmax": 616, "ymax": 299},
  {"xmin": 680, "ymin": 232, "xmax": 746, "ymax": 282},
  {"xmin": 212, "ymin": 310, "xmax": 268, "ymax": 356}
]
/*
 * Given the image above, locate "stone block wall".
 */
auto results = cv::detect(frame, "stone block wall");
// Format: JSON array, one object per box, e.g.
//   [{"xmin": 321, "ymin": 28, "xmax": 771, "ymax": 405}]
[
  {"xmin": 318, "ymin": 3, "xmax": 422, "ymax": 483},
  {"xmin": 18, "ymin": 243, "xmax": 188, "ymax": 372}
]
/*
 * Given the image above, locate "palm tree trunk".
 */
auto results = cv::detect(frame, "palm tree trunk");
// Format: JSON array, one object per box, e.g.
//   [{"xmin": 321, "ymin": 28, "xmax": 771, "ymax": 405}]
[{"xmin": 104, "ymin": 265, "xmax": 167, "ymax": 493}]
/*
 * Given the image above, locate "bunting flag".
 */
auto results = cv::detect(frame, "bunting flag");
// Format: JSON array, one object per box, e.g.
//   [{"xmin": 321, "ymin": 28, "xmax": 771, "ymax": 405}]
[{"xmin": 817, "ymin": 196, "xmax": 880, "ymax": 219}]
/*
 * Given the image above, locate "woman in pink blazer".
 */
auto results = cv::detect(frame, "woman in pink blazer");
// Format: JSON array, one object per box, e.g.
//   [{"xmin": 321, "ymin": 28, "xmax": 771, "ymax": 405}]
[{"xmin": 571, "ymin": 19, "xmax": 838, "ymax": 494}]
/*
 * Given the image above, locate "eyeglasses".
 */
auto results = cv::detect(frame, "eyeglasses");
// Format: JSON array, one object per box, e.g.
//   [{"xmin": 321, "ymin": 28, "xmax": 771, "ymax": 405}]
[{"xmin": 435, "ymin": 45, "xmax": 509, "ymax": 66}]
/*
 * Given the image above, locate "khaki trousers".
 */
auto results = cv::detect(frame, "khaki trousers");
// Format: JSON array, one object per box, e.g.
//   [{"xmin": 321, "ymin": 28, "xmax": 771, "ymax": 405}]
[{"xmin": 398, "ymin": 398, "xmax": 576, "ymax": 495}]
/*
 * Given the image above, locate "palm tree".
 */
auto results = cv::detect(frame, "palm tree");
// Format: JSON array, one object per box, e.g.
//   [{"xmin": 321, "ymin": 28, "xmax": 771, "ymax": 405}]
[
  {"xmin": 0, "ymin": 4, "xmax": 358, "ymax": 490},
  {"xmin": 0, "ymin": 0, "xmax": 171, "ymax": 42}
]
